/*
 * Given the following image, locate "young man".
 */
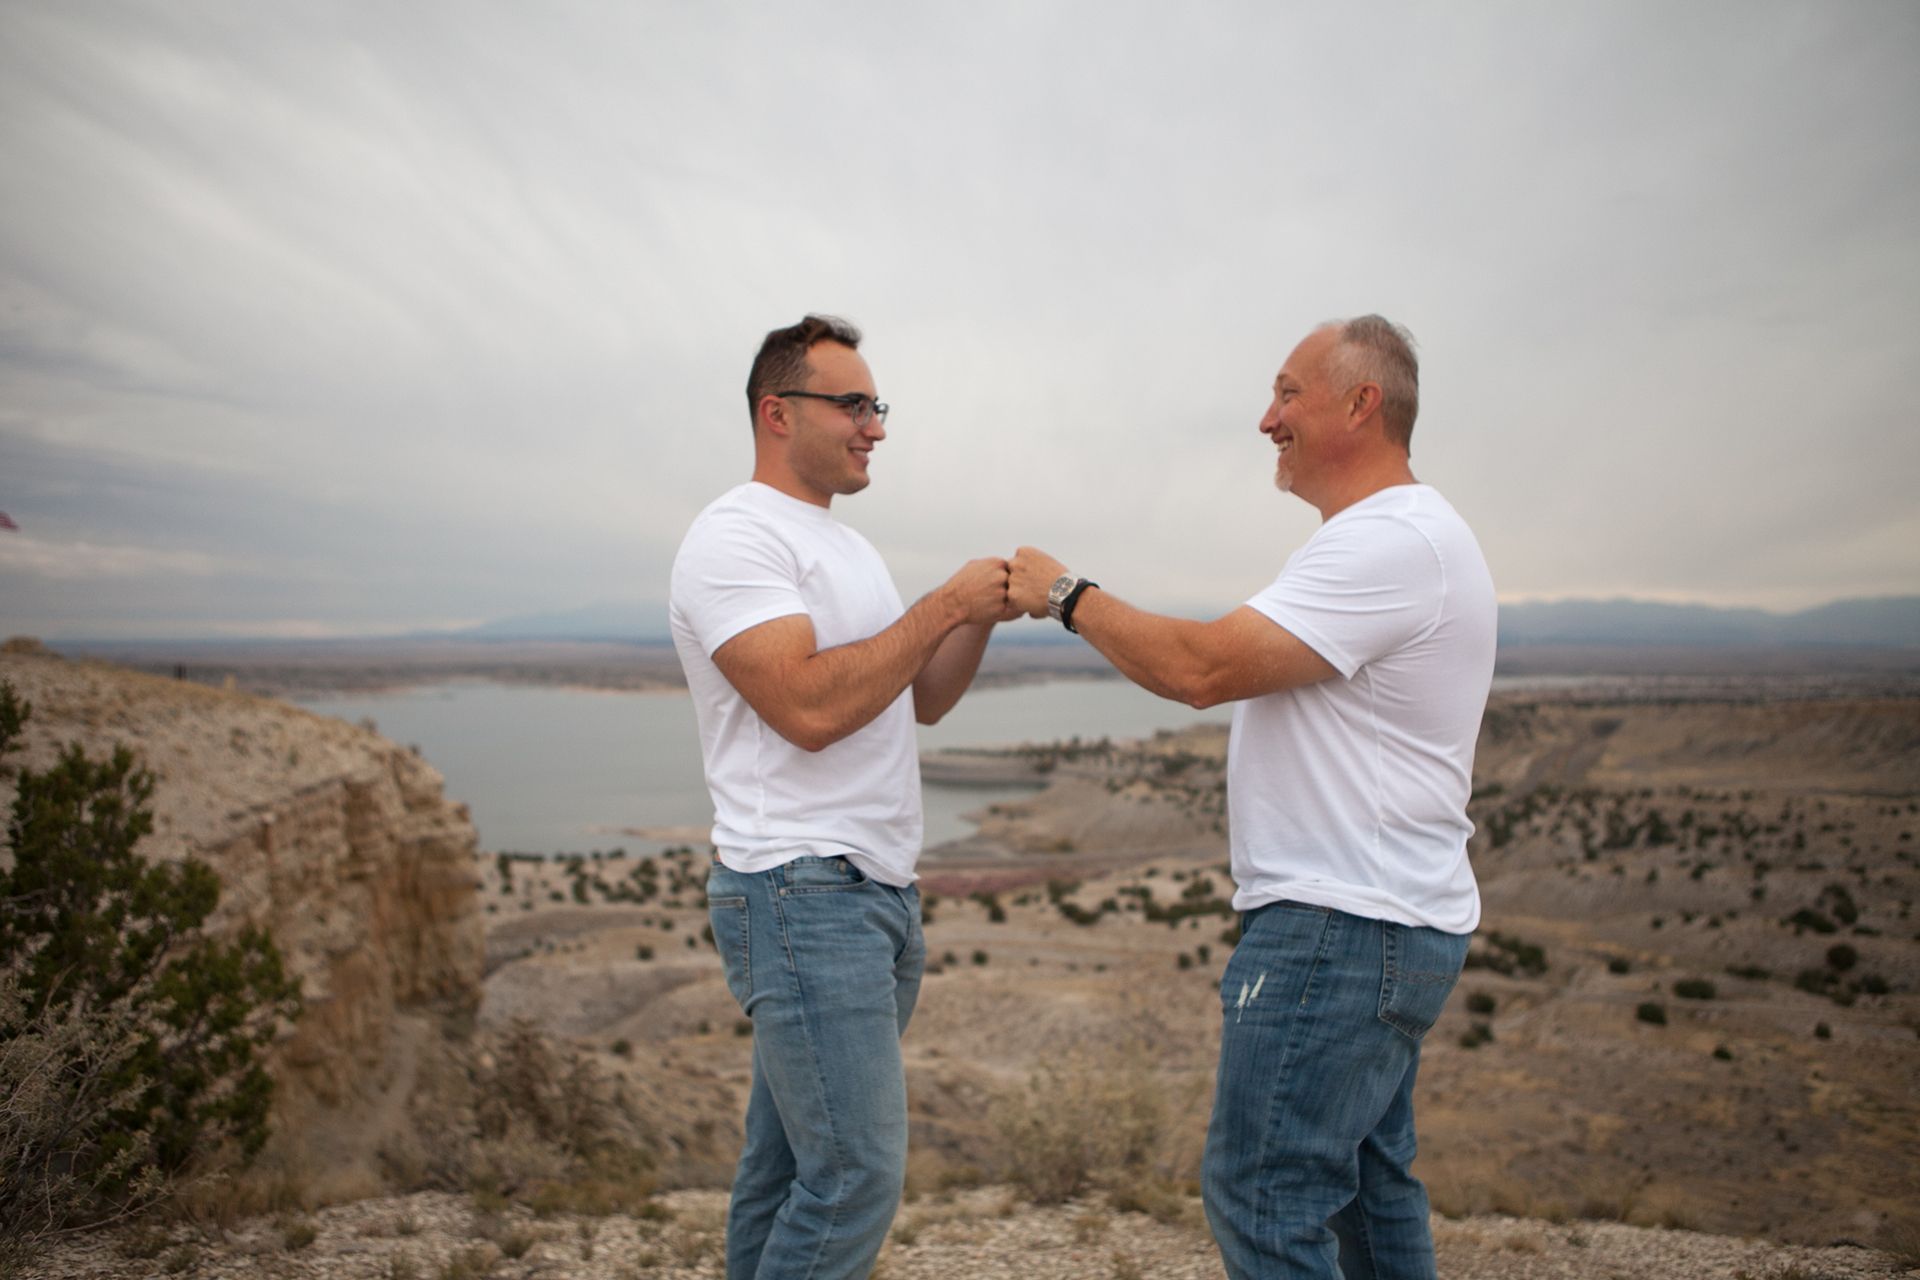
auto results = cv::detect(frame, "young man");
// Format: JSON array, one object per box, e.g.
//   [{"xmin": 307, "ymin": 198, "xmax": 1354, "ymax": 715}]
[
  {"xmin": 1008, "ymin": 316, "xmax": 1496, "ymax": 1280},
  {"xmin": 670, "ymin": 315, "xmax": 1011, "ymax": 1280}
]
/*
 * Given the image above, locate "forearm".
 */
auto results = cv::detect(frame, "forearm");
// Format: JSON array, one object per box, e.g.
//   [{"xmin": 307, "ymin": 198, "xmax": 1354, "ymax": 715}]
[
  {"xmin": 783, "ymin": 589, "xmax": 968, "ymax": 749},
  {"xmin": 913, "ymin": 621, "xmax": 995, "ymax": 724},
  {"xmin": 1067, "ymin": 589, "xmax": 1223, "ymax": 708}
]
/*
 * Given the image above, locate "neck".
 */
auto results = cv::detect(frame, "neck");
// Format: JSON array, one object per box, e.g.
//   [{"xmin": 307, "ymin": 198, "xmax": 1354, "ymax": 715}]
[
  {"xmin": 1310, "ymin": 454, "xmax": 1417, "ymax": 521},
  {"xmin": 751, "ymin": 453, "xmax": 831, "ymax": 509}
]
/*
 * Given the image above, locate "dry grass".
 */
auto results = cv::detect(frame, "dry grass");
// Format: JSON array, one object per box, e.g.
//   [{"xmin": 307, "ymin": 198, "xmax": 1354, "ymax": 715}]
[
  {"xmin": 988, "ymin": 1046, "xmax": 1202, "ymax": 1205},
  {"xmin": 1877, "ymin": 1218, "xmax": 1920, "ymax": 1269}
]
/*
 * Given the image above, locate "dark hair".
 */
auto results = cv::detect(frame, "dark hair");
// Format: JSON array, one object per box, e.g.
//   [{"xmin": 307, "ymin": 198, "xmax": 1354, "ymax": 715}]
[
  {"xmin": 1325, "ymin": 314, "xmax": 1419, "ymax": 451},
  {"xmin": 745, "ymin": 314, "xmax": 863, "ymax": 429}
]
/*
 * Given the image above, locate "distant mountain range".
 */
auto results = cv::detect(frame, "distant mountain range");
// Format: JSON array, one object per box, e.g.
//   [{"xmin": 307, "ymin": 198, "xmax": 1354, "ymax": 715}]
[
  {"xmin": 460, "ymin": 595, "xmax": 1919, "ymax": 649},
  {"xmin": 1496, "ymin": 596, "xmax": 1919, "ymax": 648},
  {"xmin": 455, "ymin": 601, "xmax": 671, "ymax": 641}
]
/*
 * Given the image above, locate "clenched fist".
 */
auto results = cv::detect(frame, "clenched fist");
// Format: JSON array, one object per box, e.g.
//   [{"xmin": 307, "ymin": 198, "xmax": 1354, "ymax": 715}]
[
  {"xmin": 941, "ymin": 557, "xmax": 1016, "ymax": 626},
  {"xmin": 1008, "ymin": 546, "xmax": 1069, "ymax": 619}
]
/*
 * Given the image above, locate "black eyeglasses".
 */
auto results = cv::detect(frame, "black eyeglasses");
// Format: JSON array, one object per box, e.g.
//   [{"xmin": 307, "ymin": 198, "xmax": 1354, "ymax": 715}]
[{"xmin": 773, "ymin": 390, "xmax": 889, "ymax": 428}]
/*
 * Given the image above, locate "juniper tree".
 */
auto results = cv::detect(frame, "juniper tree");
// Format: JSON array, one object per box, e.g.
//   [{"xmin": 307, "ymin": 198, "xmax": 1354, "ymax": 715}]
[{"xmin": 0, "ymin": 679, "xmax": 302, "ymax": 1242}]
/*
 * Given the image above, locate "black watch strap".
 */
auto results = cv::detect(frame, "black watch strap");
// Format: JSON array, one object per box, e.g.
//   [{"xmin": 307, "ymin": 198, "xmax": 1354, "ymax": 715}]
[{"xmin": 1060, "ymin": 579, "xmax": 1099, "ymax": 633}]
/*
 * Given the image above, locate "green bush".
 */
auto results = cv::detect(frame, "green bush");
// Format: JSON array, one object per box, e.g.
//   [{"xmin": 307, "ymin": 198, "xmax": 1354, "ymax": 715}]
[
  {"xmin": 1673, "ymin": 979, "xmax": 1717, "ymax": 1001},
  {"xmin": 1635, "ymin": 1002, "xmax": 1668, "ymax": 1026},
  {"xmin": 0, "ymin": 681, "xmax": 302, "ymax": 1258},
  {"xmin": 1465, "ymin": 991, "xmax": 1496, "ymax": 1015}
]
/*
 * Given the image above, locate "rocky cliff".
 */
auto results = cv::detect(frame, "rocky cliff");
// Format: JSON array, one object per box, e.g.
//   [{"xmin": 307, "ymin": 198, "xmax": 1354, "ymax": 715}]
[{"xmin": 0, "ymin": 643, "xmax": 484, "ymax": 1193}]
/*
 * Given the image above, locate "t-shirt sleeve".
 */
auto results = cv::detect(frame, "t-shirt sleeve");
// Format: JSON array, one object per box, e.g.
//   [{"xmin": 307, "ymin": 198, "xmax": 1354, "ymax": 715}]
[
  {"xmin": 672, "ymin": 510, "xmax": 809, "ymax": 657},
  {"xmin": 1244, "ymin": 513, "xmax": 1445, "ymax": 679}
]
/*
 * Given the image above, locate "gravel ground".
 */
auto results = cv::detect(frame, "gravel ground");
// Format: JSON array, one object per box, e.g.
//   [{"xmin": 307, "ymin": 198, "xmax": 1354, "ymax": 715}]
[{"xmin": 17, "ymin": 1187, "xmax": 1914, "ymax": 1280}]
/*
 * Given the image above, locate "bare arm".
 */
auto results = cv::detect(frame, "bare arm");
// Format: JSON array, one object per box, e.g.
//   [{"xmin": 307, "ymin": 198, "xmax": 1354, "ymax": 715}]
[
  {"xmin": 1007, "ymin": 547, "xmax": 1336, "ymax": 708},
  {"xmin": 913, "ymin": 620, "xmax": 997, "ymax": 725},
  {"xmin": 714, "ymin": 558, "xmax": 1010, "ymax": 752}
]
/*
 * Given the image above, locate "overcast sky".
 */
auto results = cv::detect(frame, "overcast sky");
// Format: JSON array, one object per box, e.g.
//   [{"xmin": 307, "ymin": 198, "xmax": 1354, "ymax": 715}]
[{"xmin": 2, "ymin": 1, "xmax": 1916, "ymax": 640}]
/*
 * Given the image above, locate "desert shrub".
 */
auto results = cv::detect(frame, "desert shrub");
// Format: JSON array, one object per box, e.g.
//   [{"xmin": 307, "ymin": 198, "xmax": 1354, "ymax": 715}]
[
  {"xmin": 1464, "ymin": 931, "xmax": 1547, "ymax": 977},
  {"xmin": 0, "ymin": 965, "xmax": 159, "ymax": 1270},
  {"xmin": 1825, "ymin": 943, "xmax": 1858, "ymax": 972},
  {"xmin": 990, "ymin": 1051, "xmax": 1180, "ymax": 1205},
  {"xmin": 1465, "ymin": 991, "xmax": 1496, "ymax": 1015},
  {"xmin": 1057, "ymin": 900, "xmax": 1105, "ymax": 926},
  {"xmin": 476, "ymin": 1020, "xmax": 638, "ymax": 1164},
  {"xmin": 1794, "ymin": 967, "xmax": 1833, "ymax": 995},
  {"xmin": 1458, "ymin": 1021, "xmax": 1494, "ymax": 1049},
  {"xmin": 1607, "ymin": 957, "xmax": 1631, "ymax": 975},
  {"xmin": 1821, "ymin": 883, "xmax": 1860, "ymax": 926},
  {"xmin": 0, "ymin": 682, "xmax": 302, "ymax": 1260},
  {"xmin": 970, "ymin": 891, "xmax": 1007, "ymax": 924},
  {"xmin": 1673, "ymin": 979, "xmax": 1716, "ymax": 1001},
  {"xmin": 384, "ymin": 1016, "xmax": 657, "ymax": 1214},
  {"xmin": 1635, "ymin": 1002, "xmax": 1667, "ymax": 1026},
  {"xmin": 1784, "ymin": 908, "xmax": 1837, "ymax": 934}
]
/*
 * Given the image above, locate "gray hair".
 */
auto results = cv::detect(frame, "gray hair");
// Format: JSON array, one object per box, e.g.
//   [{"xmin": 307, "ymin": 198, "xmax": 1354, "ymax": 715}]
[{"xmin": 1322, "ymin": 314, "xmax": 1420, "ymax": 451}]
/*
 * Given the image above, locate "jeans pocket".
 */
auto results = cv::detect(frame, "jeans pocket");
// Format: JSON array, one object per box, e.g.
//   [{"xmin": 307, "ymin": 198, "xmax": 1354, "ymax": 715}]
[
  {"xmin": 779, "ymin": 854, "xmax": 870, "ymax": 894},
  {"xmin": 707, "ymin": 895, "xmax": 751, "ymax": 1009},
  {"xmin": 1377, "ymin": 922, "xmax": 1468, "ymax": 1041}
]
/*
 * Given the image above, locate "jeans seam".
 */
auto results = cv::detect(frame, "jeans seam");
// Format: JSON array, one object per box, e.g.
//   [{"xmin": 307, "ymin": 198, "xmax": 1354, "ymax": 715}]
[
  {"xmin": 713, "ymin": 898, "xmax": 750, "ymax": 1008},
  {"xmin": 1347, "ymin": 1194, "xmax": 1380, "ymax": 1279},
  {"xmin": 769, "ymin": 882, "xmax": 848, "ymax": 1279},
  {"xmin": 1249, "ymin": 906, "xmax": 1338, "ymax": 1230}
]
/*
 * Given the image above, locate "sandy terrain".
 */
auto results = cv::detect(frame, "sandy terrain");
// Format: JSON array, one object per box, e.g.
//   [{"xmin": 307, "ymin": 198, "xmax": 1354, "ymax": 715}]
[
  {"xmin": 452, "ymin": 691, "xmax": 1920, "ymax": 1253},
  {"xmin": 12, "ymin": 669, "xmax": 1920, "ymax": 1277}
]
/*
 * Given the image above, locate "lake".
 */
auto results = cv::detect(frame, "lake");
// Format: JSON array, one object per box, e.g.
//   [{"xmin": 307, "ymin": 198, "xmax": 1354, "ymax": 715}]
[{"xmin": 294, "ymin": 678, "xmax": 1235, "ymax": 856}]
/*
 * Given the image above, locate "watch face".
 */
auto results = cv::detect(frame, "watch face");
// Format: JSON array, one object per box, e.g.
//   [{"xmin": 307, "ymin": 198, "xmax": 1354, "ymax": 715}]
[{"xmin": 1047, "ymin": 573, "xmax": 1077, "ymax": 618}]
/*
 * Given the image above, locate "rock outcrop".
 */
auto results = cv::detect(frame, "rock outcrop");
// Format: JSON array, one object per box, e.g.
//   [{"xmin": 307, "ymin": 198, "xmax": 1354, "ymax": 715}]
[{"xmin": 0, "ymin": 644, "xmax": 484, "ymax": 1192}]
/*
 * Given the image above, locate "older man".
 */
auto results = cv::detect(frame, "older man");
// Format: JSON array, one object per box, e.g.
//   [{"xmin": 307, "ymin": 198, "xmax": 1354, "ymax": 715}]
[
  {"xmin": 1009, "ymin": 316, "xmax": 1495, "ymax": 1280},
  {"xmin": 671, "ymin": 315, "xmax": 1011, "ymax": 1279}
]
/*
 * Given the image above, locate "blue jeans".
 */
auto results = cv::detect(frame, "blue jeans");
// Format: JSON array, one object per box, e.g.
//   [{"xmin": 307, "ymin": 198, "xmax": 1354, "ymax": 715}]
[
  {"xmin": 1202, "ymin": 901, "xmax": 1468, "ymax": 1280},
  {"xmin": 706, "ymin": 855, "xmax": 924, "ymax": 1280}
]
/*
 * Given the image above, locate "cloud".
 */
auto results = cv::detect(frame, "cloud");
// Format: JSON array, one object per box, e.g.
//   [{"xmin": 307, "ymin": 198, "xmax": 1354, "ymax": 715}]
[
  {"xmin": 1, "ymin": 1, "xmax": 1916, "ymax": 638},
  {"xmin": 0, "ymin": 535, "xmax": 240, "ymax": 581}
]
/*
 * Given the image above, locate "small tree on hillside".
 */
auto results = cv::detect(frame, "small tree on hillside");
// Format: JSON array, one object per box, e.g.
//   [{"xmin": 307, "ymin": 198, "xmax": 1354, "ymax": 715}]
[{"xmin": 0, "ymin": 680, "xmax": 303, "ymax": 1252}]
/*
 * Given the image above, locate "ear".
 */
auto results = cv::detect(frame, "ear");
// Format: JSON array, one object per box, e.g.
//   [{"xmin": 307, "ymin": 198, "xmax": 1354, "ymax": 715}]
[
  {"xmin": 1345, "ymin": 382, "xmax": 1384, "ymax": 431},
  {"xmin": 757, "ymin": 394, "xmax": 792, "ymax": 440}
]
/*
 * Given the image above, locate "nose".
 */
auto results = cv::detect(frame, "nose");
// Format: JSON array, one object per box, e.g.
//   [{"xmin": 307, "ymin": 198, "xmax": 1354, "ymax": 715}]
[{"xmin": 1259, "ymin": 398, "xmax": 1281, "ymax": 436}]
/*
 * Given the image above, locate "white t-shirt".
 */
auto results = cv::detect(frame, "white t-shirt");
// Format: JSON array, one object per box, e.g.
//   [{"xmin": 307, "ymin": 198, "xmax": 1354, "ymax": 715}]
[
  {"xmin": 669, "ymin": 482, "xmax": 922, "ymax": 885},
  {"xmin": 1228, "ymin": 484, "xmax": 1496, "ymax": 933}
]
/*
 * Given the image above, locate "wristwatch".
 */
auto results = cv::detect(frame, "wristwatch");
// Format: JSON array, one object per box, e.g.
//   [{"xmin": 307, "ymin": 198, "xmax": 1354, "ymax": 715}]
[
  {"xmin": 1045, "ymin": 573, "xmax": 1078, "ymax": 623},
  {"xmin": 1060, "ymin": 579, "xmax": 1099, "ymax": 633},
  {"xmin": 1046, "ymin": 572, "xmax": 1100, "ymax": 633}
]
